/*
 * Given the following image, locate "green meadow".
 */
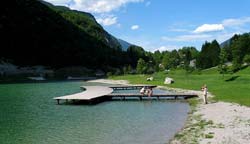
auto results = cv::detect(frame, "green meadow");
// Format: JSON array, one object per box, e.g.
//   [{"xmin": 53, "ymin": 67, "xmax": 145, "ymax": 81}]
[{"xmin": 110, "ymin": 67, "xmax": 250, "ymax": 106}]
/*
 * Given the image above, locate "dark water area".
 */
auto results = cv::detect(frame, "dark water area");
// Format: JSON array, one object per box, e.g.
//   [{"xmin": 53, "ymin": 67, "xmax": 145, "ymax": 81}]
[{"xmin": 0, "ymin": 81, "xmax": 189, "ymax": 144}]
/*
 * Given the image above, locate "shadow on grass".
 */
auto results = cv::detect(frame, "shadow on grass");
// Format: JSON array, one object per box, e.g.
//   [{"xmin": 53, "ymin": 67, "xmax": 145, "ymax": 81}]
[
  {"xmin": 241, "ymin": 65, "xmax": 249, "ymax": 70},
  {"xmin": 225, "ymin": 75, "xmax": 240, "ymax": 82},
  {"xmin": 232, "ymin": 65, "xmax": 249, "ymax": 73}
]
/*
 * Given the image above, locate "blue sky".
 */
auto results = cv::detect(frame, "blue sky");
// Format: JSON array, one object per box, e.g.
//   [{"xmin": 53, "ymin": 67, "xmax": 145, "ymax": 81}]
[{"xmin": 45, "ymin": 0, "xmax": 250, "ymax": 51}]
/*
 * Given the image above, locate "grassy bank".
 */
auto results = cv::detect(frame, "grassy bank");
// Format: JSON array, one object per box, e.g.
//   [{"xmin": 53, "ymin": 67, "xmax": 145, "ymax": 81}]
[{"xmin": 110, "ymin": 67, "xmax": 250, "ymax": 106}]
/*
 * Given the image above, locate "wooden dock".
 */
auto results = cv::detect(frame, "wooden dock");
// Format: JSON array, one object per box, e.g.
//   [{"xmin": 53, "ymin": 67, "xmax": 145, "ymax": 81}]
[
  {"xmin": 53, "ymin": 85, "xmax": 197, "ymax": 104},
  {"xmin": 110, "ymin": 85, "xmax": 157, "ymax": 90},
  {"xmin": 106, "ymin": 93, "xmax": 197, "ymax": 100},
  {"xmin": 53, "ymin": 86, "xmax": 113, "ymax": 104}
]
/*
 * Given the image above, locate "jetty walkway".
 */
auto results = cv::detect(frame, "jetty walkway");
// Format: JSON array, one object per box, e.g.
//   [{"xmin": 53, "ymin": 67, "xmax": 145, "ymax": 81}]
[
  {"xmin": 53, "ymin": 85, "xmax": 197, "ymax": 104},
  {"xmin": 53, "ymin": 86, "xmax": 113, "ymax": 104}
]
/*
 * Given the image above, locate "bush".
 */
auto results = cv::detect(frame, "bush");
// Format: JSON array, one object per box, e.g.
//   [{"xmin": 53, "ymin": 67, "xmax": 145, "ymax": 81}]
[{"xmin": 107, "ymin": 72, "xmax": 113, "ymax": 77}]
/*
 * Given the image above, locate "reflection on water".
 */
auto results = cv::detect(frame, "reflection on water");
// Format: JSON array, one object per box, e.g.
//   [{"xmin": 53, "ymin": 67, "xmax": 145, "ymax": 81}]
[{"xmin": 0, "ymin": 81, "xmax": 189, "ymax": 144}]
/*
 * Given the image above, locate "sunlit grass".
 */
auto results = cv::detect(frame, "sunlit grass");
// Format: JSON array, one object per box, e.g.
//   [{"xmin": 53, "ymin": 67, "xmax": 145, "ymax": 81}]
[{"xmin": 110, "ymin": 67, "xmax": 250, "ymax": 106}]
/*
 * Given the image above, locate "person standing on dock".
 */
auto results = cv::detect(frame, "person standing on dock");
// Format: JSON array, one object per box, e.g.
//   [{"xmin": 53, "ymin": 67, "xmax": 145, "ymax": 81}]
[
  {"xmin": 201, "ymin": 84, "xmax": 208, "ymax": 104},
  {"xmin": 147, "ymin": 87, "xmax": 153, "ymax": 97},
  {"xmin": 140, "ymin": 86, "xmax": 146, "ymax": 95}
]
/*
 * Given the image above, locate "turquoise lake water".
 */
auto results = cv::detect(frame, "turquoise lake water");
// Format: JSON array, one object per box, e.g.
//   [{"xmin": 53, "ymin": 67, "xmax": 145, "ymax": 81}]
[{"xmin": 0, "ymin": 81, "xmax": 189, "ymax": 144}]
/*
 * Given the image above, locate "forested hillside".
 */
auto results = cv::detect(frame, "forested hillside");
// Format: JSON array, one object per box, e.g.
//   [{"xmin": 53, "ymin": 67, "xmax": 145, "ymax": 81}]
[
  {"xmin": 44, "ymin": 2, "xmax": 122, "ymax": 50},
  {"xmin": 0, "ymin": 0, "xmax": 127, "ymax": 69},
  {"xmin": 219, "ymin": 33, "xmax": 250, "ymax": 71}
]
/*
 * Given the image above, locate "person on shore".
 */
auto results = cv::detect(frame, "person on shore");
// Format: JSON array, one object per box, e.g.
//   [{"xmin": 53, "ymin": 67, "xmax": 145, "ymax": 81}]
[{"xmin": 201, "ymin": 84, "xmax": 208, "ymax": 104}]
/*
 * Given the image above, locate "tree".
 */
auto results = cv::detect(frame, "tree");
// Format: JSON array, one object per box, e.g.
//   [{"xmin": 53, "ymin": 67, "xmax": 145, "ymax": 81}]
[
  {"xmin": 243, "ymin": 54, "xmax": 250, "ymax": 66},
  {"xmin": 218, "ymin": 48, "xmax": 228, "ymax": 79},
  {"xmin": 152, "ymin": 50, "xmax": 163, "ymax": 71},
  {"xmin": 162, "ymin": 50, "xmax": 180, "ymax": 69},
  {"xmin": 197, "ymin": 40, "xmax": 221, "ymax": 69},
  {"xmin": 178, "ymin": 46, "xmax": 199, "ymax": 61},
  {"xmin": 231, "ymin": 33, "xmax": 250, "ymax": 71},
  {"xmin": 152, "ymin": 50, "xmax": 163, "ymax": 65},
  {"xmin": 184, "ymin": 49, "xmax": 193, "ymax": 74},
  {"xmin": 161, "ymin": 52, "xmax": 169, "ymax": 69},
  {"xmin": 210, "ymin": 40, "xmax": 221, "ymax": 66},
  {"xmin": 127, "ymin": 65, "xmax": 132, "ymax": 74},
  {"xmin": 123, "ymin": 66, "xmax": 128, "ymax": 75},
  {"xmin": 136, "ymin": 58, "xmax": 147, "ymax": 74},
  {"xmin": 123, "ymin": 65, "xmax": 133, "ymax": 74},
  {"xmin": 127, "ymin": 45, "xmax": 147, "ymax": 67},
  {"xmin": 223, "ymin": 45, "xmax": 233, "ymax": 61}
]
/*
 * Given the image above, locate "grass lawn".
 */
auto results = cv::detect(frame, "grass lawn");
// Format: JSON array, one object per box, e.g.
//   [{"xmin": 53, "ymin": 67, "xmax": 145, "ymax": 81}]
[{"xmin": 110, "ymin": 67, "xmax": 250, "ymax": 106}]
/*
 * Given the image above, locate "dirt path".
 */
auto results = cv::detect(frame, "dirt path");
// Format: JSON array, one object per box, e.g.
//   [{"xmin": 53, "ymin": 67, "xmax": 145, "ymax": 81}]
[{"xmin": 197, "ymin": 102, "xmax": 250, "ymax": 144}]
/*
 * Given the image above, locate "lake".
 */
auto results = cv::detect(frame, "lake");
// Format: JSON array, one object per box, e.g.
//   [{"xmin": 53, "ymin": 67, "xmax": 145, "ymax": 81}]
[{"xmin": 0, "ymin": 81, "xmax": 189, "ymax": 144}]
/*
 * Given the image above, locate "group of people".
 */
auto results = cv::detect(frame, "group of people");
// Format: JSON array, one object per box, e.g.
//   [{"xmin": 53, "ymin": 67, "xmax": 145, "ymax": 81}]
[
  {"xmin": 140, "ymin": 86, "xmax": 153, "ymax": 97},
  {"xmin": 139, "ymin": 84, "xmax": 208, "ymax": 103}
]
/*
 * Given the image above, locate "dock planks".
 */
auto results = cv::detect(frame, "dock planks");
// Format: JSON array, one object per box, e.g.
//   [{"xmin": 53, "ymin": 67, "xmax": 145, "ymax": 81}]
[
  {"xmin": 106, "ymin": 93, "xmax": 197, "ymax": 99},
  {"xmin": 110, "ymin": 85, "xmax": 157, "ymax": 90},
  {"xmin": 53, "ymin": 86, "xmax": 113, "ymax": 100}
]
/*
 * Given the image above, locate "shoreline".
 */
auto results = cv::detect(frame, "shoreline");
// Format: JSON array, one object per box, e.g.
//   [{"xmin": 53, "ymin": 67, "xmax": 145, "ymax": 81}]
[{"xmin": 88, "ymin": 79, "xmax": 250, "ymax": 144}]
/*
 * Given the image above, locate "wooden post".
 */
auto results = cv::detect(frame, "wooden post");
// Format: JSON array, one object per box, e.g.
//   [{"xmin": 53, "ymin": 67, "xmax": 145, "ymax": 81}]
[
  {"xmin": 139, "ymin": 96, "xmax": 142, "ymax": 100},
  {"xmin": 57, "ymin": 99, "xmax": 60, "ymax": 105},
  {"xmin": 157, "ymin": 96, "xmax": 159, "ymax": 100}
]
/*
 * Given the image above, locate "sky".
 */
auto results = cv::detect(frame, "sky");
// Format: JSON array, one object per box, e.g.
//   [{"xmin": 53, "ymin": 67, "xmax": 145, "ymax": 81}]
[{"xmin": 45, "ymin": 0, "xmax": 250, "ymax": 52}]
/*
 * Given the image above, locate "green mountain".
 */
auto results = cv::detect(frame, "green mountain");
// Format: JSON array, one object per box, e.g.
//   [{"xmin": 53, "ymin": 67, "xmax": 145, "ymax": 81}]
[
  {"xmin": 0, "ymin": 0, "xmax": 128, "ymax": 69},
  {"xmin": 42, "ymin": 1, "xmax": 122, "ymax": 50}
]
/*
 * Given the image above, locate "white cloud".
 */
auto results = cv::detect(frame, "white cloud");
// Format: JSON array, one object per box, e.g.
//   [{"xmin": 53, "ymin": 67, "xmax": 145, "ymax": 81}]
[
  {"xmin": 154, "ymin": 45, "xmax": 179, "ymax": 52},
  {"xmin": 222, "ymin": 17, "xmax": 250, "ymax": 27},
  {"xmin": 131, "ymin": 25, "xmax": 139, "ymax": 30},
  {"xmin": 145, "ymin": 1, "xmax": 151, "ymax": 7},
  {"xmin": 161, "ymin": 34, "xmax": 212, "ymax": 42},
  {"xmin": 193, "ymin": 24, "xmax": 224, "ymax": 33},
  {"xmin": 96, "ymin": 15, "xmax": 117, "ymax": 26},
  {"xmin": 53, "ymin": 0, "xmax": 144, "ymax": 13}
]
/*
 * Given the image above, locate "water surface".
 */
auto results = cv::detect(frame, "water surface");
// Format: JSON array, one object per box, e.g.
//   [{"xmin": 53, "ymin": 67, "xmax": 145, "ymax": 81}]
[{"xmin": 0, "ymin": 81, "xmax": 189, "ymax": 144}]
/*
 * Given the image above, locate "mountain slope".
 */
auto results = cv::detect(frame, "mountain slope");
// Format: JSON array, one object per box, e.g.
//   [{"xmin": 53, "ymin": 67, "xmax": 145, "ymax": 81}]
[
  {"xmin": 220, "ymin": 39, "xmax": 231, "ymax": 48},
  {"xmin": 0, "ymin": 0, "xmax": 126, "ymax": 68},
  {"xmin": 118, "ymin": 39, "xmax": 132, "ymax": 51},
  {"xmin": 47, "ymin": 4, "xmax": 122, "ymax": 50}
]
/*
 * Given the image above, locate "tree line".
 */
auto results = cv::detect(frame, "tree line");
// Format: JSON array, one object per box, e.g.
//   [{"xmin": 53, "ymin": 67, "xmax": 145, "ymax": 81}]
[{"xmin": 132, "ymin": 33, "xmax": 250, "ymax": 75}]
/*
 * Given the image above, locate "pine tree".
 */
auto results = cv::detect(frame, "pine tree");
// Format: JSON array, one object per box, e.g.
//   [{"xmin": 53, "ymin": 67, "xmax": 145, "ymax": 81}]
[
  {"xmin": 136, "ymin": 58, "xmax": 147, "ymax": 74},
  {"xmin": 218, "ymin": 48, "xmax": 228, "ymax": 79}
]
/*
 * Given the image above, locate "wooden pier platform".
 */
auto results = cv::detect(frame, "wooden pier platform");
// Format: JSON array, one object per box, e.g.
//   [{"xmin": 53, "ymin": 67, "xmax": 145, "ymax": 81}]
[
  {"xmin": 106, "ymin": 93, "xmax": 197, "ymax": 100},
  {"xmin": 53, "ymin": 86, "xmax": 113, "ymax": 104},
  {"xmin": 110, "ymin": 85, "xmax": 157, "ymax": 90},
  {"xmin": 53, "ymin": 85, "xmax": 197, "ymax": 104}
]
